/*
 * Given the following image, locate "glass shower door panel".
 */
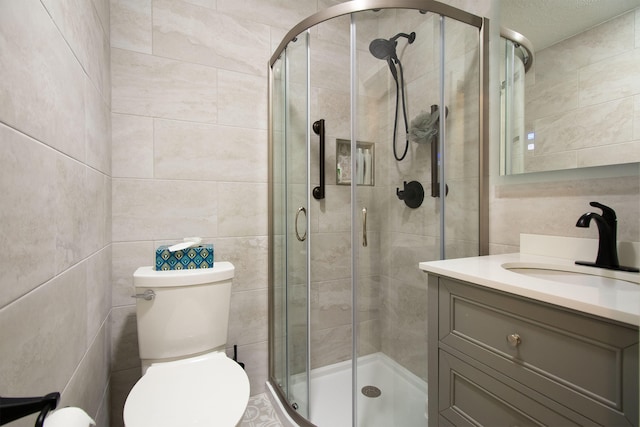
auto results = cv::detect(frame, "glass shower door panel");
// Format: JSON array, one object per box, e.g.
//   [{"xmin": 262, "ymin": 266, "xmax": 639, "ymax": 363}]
[
  {"xmin": 285, "ymin": 32, "xmax": 310, "ymax": 418},
  {"xmin": 442, "ymin": 17, "xmax": 480, "ymax": 260},
  {"xmin": 307, "ymin": 15, "xmax": 353, "ymax": 427},
  {"xmin": 354, "ymin": 8, "xmax": 433, "ymax": 427},
  {"xmin": 271, "ymin": 54, "xmax": 288, "ymax": 400}
]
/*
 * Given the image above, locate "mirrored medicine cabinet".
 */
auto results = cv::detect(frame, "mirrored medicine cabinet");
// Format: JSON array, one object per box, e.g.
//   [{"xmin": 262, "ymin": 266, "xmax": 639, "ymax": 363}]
[{"xmin": 499, "ymin": 1, "xmax": 640, "ymax": 176}]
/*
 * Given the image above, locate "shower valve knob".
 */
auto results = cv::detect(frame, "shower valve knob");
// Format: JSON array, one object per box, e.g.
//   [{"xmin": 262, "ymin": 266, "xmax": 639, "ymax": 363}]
[{"xmin": 396, "ymin": 180, "xmax": 424, "ymax": 209}]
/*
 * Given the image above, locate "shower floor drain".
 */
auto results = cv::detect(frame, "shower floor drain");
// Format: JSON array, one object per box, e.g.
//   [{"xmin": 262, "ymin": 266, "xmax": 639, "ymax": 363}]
[{"xmin": 361, "ymin": 385, "xmax": 382, "ymax": 398}]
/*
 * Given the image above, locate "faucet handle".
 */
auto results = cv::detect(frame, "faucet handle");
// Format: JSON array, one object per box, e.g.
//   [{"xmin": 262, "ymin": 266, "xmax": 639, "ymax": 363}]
[{"xmin": 589, "ymin": 202, "xmax": 616, "ymax": 222}]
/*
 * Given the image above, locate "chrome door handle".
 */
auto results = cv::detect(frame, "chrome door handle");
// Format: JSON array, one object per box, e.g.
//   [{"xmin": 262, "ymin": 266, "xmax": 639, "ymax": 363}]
[
  {"xmin": 295, "ymin": 206, "xmax": 307, "ymax": 242},
  {"xmin": 362, "ymin": 207, "xmax": 367, "ymax": 247},
  {"xmin": 132, "ymin": 289, "xmax": 155, "ymax": 301}
]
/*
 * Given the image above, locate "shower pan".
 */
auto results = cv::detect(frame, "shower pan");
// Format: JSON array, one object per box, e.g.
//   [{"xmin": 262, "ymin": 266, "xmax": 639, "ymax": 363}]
[{"xmin": 268, "ymin": 1, "xmax": 489, "ymax": 426}]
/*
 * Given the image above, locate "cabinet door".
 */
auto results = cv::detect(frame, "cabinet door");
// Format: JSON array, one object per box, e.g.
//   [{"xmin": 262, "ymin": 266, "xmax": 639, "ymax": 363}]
[
  {"xmin": 438, "ymin": 277, "xmax": 638, "ymax": 426},
  {"xmin": 438, "ymin": 350, "xmax": 591, "ymax": 427}
]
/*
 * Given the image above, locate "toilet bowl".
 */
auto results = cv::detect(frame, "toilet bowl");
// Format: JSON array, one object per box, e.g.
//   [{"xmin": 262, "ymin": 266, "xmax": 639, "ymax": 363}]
[
  {"xmin": 123, "ymin": 262, "xmax": 249, "ymax": 426},
  {"xmin": 124, "ymin": 351, "xmax": 249, "ymax": 427}
]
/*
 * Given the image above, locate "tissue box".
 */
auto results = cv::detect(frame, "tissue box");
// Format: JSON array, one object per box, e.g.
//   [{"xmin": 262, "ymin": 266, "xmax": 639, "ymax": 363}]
[{"xmin": 155, "ymin": 244, "xmax": 214, "ymax": 270}]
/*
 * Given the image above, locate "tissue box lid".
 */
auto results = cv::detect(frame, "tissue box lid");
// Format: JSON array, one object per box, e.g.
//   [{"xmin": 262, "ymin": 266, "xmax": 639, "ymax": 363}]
[{"xmin": 155, "ymin": 244, "xmax": 214, "ymax": 270}]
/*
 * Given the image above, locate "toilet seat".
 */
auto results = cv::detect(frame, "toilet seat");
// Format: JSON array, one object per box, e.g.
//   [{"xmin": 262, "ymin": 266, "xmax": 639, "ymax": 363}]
[{"xmin": 124, "ymin": 351, "xmax": 250, "ymax": 427}]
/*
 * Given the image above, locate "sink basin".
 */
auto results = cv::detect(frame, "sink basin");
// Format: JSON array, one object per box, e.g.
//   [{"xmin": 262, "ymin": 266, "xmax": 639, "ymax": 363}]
[{"xmin": 501, "ymin": 262, "xmax": 639, "ymax": 287}]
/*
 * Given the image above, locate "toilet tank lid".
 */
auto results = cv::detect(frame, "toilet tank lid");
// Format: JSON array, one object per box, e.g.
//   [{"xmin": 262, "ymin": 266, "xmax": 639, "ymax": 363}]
[{"xmin": 134, "ymin": 262, "xmax": 234, "ymax": 287}]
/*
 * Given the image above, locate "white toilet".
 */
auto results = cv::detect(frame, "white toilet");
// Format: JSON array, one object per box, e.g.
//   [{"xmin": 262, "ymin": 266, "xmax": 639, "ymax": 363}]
[{"xmin": 123, "ymin": 262, "xmax": 250, "ymax": 427}]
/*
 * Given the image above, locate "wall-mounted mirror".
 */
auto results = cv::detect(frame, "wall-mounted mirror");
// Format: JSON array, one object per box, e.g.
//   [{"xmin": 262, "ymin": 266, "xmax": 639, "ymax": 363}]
[{"xmin": 500, "ymin": 0, "xmax": 640, "ymax": 175}]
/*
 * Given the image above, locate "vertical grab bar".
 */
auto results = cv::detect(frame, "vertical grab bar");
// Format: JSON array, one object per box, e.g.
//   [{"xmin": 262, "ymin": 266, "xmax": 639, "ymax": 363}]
[
  {"xmin": 362, "ymin": 207, "xmax": 367, "ymax": 247},
  {"xmin": 312, "ymin": 119, "xmax": 325, "ymax": 200},
  {"xmin": 430, "ymin": 104, "xmax": 449, "ymax": 198},
  {"xmin": 430, "ymin": 105, "xmax": 439, "ymax": 197}
]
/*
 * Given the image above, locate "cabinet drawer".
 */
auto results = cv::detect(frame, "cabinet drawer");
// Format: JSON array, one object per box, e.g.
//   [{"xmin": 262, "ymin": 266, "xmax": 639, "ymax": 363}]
[
  {"xmin": 438, "ymin": 277, "xmax": 638, "ymax": 425},
  {"xmin": 438, "ymin": 349, "xmax": 588, "ymax": 427}
]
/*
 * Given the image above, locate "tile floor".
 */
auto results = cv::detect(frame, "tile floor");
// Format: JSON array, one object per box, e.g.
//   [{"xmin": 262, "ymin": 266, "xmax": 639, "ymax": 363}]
[{"xmin": 239, "ymin": 393, "xmax": 284, "ymax": 427}]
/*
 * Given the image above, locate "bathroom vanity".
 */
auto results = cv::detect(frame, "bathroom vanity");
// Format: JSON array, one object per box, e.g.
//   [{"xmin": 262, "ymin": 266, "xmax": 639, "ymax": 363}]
[{"xmin": 420, "ymin": 250, "xmax": 639, "ymax": 427}]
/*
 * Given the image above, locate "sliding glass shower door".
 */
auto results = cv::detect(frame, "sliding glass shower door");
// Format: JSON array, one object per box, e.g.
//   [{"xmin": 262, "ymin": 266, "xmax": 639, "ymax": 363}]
[
  {"xmin": 270, "ymin": 31, "xmax": 311, "ymax": 419},
  {"xmin": 351, "ymin": 9, "xmax": 482, "ymax": 427}
]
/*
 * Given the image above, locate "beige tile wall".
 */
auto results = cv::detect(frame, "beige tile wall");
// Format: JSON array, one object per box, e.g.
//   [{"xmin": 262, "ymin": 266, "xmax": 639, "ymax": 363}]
[
  {"xmin": 0, "ymin": 1, "xmax": 112, "ymax": 426},
  {"xmin": 109, "ymin": 0, "xmax": 319, "ymax": 424},
  {"xmin": 488, "ymin": 174, "xmax": 640, "ymax": 254}
]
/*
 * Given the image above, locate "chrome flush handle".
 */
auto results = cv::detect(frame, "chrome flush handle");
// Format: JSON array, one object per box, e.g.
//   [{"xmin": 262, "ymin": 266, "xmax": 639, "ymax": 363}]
[{"xmin": 132, "ymin": 289, "xmax": 155, "ymax": 301}]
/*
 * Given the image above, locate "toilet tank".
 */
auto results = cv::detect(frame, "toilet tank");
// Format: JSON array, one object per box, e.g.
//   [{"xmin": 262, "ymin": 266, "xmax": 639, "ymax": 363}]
[{"xmin": 133, "ymin": 262, "xmax": 235, "ymax": 360}]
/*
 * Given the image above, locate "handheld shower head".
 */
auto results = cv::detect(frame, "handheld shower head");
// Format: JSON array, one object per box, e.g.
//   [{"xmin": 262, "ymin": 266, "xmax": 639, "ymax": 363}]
[
  {"xmin": 368, "ymin": 32, "xmax": 416, "ymax": 61},
  {"xmin": 368, "ymin": 38, "xmax": 397, "ymax": 61},
  {"xmin": 368, "ymin": 39, "xmax": 399, "ymax": 81},
  {"xmin": 368, "ymin": 31, "xmax": 417, "ymax": 161}
]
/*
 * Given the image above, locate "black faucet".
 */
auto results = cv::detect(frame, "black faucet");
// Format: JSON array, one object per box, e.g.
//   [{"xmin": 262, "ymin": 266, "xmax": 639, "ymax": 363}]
[{"xmin": 575, "ymin": 202, "xmax": 639, "ymax": 272}]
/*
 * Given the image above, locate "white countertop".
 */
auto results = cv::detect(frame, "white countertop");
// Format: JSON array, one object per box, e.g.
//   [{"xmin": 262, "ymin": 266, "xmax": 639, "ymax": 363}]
[{"xmin": 419, "ymin": 253, "xmax": 640, "ymax": 327}]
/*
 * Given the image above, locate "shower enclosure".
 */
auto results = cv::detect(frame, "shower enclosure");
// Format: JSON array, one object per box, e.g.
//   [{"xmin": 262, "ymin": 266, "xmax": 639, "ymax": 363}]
[{"xmin": 268, "ymin": 1, "xmax": 488, "ymax": 425}]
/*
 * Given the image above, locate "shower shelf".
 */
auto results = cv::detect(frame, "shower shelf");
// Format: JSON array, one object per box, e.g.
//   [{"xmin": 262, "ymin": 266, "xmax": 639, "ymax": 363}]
[{"xmin": 336, "ymin": 139, "xmax": 375, "ymax": 186}]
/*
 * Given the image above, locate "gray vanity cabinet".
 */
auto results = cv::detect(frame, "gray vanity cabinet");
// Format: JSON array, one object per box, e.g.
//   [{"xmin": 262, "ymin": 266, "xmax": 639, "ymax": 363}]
[{"xmin": 427, "ymin": 275, "xmax": 639, "ymax": 427}]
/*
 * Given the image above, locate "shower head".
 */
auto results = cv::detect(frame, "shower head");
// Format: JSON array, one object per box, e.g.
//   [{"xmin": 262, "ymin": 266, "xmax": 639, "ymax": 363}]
[
  {"xmin": 369, "ymin": 32, "xmax": 416, "ymax": 83},
  {"xmin": 369, "ymin": 31, "xmax": 416, "ymax": 84},
  {"xmin": 368, "ymin": 31, "xmax": 416, "ymax": 162},
  {"xmin": 368, "ymin": 32, "xmax": 416, "ymax": 61},
  {"xmin": 369, "ymin": 38, "xmax": 397, "ymax": 60}
]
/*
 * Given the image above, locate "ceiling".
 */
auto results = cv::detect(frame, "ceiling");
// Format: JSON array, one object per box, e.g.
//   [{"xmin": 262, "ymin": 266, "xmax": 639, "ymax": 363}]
[{"xmin": 501, "ymin": 0, "xmax": 640, "ymax": 51}]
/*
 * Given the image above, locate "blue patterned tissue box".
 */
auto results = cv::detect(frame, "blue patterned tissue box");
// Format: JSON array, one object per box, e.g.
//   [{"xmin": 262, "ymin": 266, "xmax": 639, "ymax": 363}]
[{"xmin": 155, "ymin": 244, "xmax": 214, "ymax": 270}]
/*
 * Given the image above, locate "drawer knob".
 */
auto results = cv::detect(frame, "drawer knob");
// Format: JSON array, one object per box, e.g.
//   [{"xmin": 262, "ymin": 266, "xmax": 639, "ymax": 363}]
[{"xmin": 507, "ymin": 333, "xmax": 521, "ymax": 347}]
